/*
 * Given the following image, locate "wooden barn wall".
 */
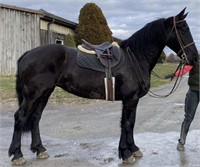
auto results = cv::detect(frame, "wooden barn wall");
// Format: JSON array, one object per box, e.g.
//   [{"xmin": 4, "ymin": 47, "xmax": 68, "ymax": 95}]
[
  {"xmin": 0, "ymin": 7, "xmax": 40, "ymax": 75},
  {"xmin": 40, "ymin": 20, "xmax": 75, "ymax": 46},
  {"xmin": 40, "ymin": 29, "xmax": 48, "ymax": 45},
  {"xmin": 40, "ymin": 29, "xmax": 66, "ymax": 46}
]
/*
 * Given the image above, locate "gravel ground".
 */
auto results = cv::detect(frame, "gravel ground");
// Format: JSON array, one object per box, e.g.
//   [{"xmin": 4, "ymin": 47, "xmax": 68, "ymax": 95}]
[{"xmin": 0, "ymin": 76, "xmax": 199, "ymax": 167}]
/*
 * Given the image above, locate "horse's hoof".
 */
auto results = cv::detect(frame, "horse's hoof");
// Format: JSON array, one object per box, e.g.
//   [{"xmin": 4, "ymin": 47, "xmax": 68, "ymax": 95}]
[
  {"xmin": 177, "ymin": 143, "xmax": 185, "ymax": 151},
  {"xmin": 132, "ymin": 150, "xmax": 143, "ymax": 157},
  {"xmin": 12, "ymin": 157, "xmax": 26, "ymax": 166},
  {"xmin": 122, "ymin": 156, "xmax": 136, "ymax": 164},
  {"xmin": 37, "ymin": 151, "xmax": 49, "ymax": 159}
]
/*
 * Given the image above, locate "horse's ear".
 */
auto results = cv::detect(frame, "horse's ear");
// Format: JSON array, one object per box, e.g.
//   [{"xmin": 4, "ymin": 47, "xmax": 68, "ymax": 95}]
[{"xmin": 176, "ymin": 7, "xmax": 188, "ymax": 20}]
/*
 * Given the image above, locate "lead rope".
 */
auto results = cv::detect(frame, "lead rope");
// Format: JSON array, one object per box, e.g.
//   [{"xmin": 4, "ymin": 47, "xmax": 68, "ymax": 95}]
[{"xmin": 126, "ymin": 47, "xmax": 186, "ymax": 98}]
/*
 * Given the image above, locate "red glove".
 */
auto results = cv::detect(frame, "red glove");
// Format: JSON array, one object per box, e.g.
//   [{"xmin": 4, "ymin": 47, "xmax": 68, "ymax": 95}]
[{"xmin": 175, "ymin": 65, "xmax": 193, "ymax": 77}]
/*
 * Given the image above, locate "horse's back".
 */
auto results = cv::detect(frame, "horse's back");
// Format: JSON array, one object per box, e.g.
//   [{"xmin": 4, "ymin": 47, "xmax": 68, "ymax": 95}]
[
  {"xmin": 18, "ymin": 44, "xmax": 76, "ymax": 72},
  {"xmin": 19, "ymin": 44, "xmax": 73, "ymax": 63},
  {"xmin": 17, "ymin": 44, "xmax": 77, "ymax": 88}
]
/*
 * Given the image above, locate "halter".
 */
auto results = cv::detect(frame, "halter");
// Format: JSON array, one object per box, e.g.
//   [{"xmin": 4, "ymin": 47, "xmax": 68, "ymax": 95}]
[{"xmin": 167, "ymin": 17, "xmax": 195, "ymax": 63}]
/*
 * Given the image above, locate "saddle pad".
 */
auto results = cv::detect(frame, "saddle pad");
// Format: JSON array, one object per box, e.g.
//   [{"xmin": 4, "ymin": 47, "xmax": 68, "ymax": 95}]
[
  {"xmin": 77, "ymin": 51, "xmax": 105, "ymax": 72},
  {"xmin": 77, "ymin": 46, "xmax": 121, "ymax": 72}
]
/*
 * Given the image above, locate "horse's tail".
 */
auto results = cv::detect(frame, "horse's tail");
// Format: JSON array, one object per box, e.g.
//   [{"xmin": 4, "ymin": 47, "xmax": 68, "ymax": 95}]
[
  {"xmin": 16, "ymin": 51, "xmax": 29, "ymax": 106},
  {"xmin": 16, "ymin": 51, "xmax": 33, "ymax": 133}
]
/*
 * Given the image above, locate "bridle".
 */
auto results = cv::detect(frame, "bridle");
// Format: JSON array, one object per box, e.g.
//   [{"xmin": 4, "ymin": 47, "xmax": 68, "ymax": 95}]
[
  {"xmin": 126, "ymin": 16, "xmax": 196, "ymax": 98},
  {"xmin": 167, "ymin": 17, "xmax": 195, "ymax": 63}
]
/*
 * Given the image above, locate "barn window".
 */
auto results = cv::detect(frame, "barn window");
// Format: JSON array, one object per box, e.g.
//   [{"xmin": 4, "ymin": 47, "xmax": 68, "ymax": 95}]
[{"xmin": 55, "ymin": 39, "xmax": 63, "ymax": 45}]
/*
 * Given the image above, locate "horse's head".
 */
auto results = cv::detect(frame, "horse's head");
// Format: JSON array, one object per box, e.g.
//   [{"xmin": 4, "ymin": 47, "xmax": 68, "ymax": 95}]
[{"xmin": 164, "ymin": 8, "xmax": 199, "ymax": 65}]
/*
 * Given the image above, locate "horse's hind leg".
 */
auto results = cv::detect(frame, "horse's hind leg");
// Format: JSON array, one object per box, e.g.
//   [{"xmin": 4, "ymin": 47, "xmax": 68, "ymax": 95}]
[
  {"xmin": 9, "ymin": 83, "xmax": 54, "ymax": 165},
  {"xmin": 30, "ymin": 88, "xmax": 54, "ymax": 159},
  {"xmin": 9, "ymin": 98, "xmax": 35, "ymax": 165}
]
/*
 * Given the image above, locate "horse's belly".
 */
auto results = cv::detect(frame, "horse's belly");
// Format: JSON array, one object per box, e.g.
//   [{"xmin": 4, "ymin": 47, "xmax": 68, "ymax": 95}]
[{"xmin": 58, "ymin": 81, "xmax": 105, "ymax": 100}]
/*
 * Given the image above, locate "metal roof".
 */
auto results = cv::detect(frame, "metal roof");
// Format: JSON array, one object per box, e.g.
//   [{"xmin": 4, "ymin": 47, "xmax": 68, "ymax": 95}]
[
  {"xmin": 0, "ymin": 3, "xmax": 77, "ymax": 29},
  {"xmin": 0, "ymin": 3, "xmax": 121, "ymax": 40}
]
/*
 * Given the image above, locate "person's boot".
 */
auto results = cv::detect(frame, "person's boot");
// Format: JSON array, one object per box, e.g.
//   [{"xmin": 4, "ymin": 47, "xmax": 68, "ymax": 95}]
[{"xmin": 177, "ymin": 121, "xmax": 191, "ymax": 151}]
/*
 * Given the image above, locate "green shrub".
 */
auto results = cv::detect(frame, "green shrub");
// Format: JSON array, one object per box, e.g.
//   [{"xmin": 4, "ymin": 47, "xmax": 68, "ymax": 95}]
[
  {"xmin": 76, "ymin": 3, "xmax": 113, "ymax": 45},
  {"xmin": 64, "ymin": 34, "xmax": 76, "ymax": 47}
]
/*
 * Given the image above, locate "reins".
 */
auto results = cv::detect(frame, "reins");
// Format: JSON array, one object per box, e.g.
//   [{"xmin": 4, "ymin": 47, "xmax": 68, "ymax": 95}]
[
  {"xmin": 125, "ymin": 16, "xmax": 195, "ymax": 98},
  {"xmin": 151, "ymin": 61, "xmax": 183, "ymax": 80},
  {"xmin": 151, "ymin": 71, "xmax": 167, "ymax": 80},
  {"xmin": 126, "ymin": 47, "xmax": 186, "ymax": 98}
]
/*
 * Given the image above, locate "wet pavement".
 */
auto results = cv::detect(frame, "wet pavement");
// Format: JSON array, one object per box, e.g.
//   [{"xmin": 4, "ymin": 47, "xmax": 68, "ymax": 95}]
[{"xmin": 0, "ymin": 76, "xmax": 199, "ymax": 167}]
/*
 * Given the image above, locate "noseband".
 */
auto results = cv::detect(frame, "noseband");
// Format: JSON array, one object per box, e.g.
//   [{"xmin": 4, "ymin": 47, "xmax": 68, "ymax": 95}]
[{"xmin": 167, "ymin": 17, "xmax": 195, "ymax": 63}]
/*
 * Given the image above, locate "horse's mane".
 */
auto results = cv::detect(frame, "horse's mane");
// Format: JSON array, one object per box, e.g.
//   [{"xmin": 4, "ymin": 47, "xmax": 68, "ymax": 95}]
[{"xmin": 120, "ymin": 18, "xmax": 166, "ymax": 57}]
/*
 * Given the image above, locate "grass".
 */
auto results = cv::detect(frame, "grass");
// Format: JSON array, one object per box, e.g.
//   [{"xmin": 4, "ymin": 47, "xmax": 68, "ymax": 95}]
[
  {"xmin": 0, "ymin": 63, "xmax": 178, "ymax": 103},
  {"xmin": 151, "ymin": 63, "xmax": 177, "ymax": 87},
  {"xmin": 0, "ymin": 76, "xmax": 16, "ymax": 101},
  {"xmin": 0, "ymin": 76, "xmax": 90, "ymax": 104}
]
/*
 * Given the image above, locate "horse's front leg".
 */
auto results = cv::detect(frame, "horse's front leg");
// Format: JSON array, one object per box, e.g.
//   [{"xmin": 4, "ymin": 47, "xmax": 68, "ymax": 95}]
[{"xmin": 118, "ymin": 98, "xmax": 142, "ymax": 163}]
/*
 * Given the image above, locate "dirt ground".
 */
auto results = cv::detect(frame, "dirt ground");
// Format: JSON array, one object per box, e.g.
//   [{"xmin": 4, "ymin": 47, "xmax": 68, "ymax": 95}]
[{"xmin": 0, "ymin": 76, "xmax": 199, "ymax": 167}]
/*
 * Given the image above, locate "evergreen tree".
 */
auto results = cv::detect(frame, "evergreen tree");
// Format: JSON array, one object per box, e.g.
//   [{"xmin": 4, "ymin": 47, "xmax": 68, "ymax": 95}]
[
  {"xmin": 64, "ymin": 34, "xmax": 76, "ymax": 47},
  {"xmin": 76, "ymin": 3, "xmax": 113, "ymax": 45},
  {"xmin": 157, "ymin": 51, "xmax": 166, "ymax": 63}
]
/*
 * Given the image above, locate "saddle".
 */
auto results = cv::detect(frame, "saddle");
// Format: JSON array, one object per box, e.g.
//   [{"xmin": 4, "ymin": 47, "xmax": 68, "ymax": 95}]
[
  {"xmin": 77, "ymin": 39, "xmax": 121, "ymax": 101},
  {"xmin": 78, "ymin": 39, "xmax": 120, "ymax": 68},
  {"xmin": 81, "ymin": 39, "xmax": 112, "ymax": 51}
]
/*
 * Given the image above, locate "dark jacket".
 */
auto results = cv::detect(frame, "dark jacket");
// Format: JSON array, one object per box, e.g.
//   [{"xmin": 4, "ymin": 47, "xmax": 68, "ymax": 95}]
[{"xmin": 188, "ymin": 62, "xmax": 199, "ymax": 91}]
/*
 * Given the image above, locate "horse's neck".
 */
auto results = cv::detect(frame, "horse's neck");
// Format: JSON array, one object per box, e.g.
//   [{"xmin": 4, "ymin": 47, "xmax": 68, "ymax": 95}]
[
  {"xmin": 128, "ymin": 44, "xmax": 164, "ymax": 72},
  {"xmin": 122, "ymin": 23, "xmax": 166, "ymax": 72}
]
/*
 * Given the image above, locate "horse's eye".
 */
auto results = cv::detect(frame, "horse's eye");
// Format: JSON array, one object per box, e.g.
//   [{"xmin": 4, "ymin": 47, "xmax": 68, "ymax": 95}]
[
  {"xmin": 182, "ymin": 27, "xmax": 189, "ymax": 33},
  {"xmin": 178, "ymin": 24, "xmax": 189, "ymax": 34}
]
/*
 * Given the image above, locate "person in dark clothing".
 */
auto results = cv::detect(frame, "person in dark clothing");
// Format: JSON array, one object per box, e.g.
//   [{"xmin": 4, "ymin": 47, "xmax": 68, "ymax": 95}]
[{"xmin": 177, "ymin": 62, "xmax": 199, "ymax": 151}]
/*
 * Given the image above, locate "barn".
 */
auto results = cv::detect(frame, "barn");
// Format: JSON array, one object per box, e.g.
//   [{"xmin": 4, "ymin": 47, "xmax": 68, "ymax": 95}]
[{"xmin": 0, "ymin": 4, "xmax": 77, "ymax": 75}]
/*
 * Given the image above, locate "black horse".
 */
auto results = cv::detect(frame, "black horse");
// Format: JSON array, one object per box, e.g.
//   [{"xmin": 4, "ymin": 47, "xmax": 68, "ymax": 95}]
[{"xmin": 9, "ymin": 8, "xmax": 198, "ymax": 165}]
